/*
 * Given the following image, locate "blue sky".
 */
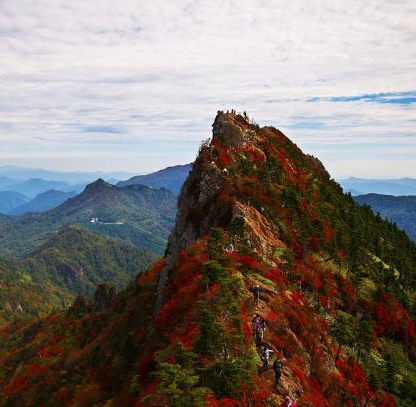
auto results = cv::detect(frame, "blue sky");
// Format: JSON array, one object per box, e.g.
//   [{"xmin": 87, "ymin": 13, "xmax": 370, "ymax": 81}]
[{"xmin": 0, "ymin": 1, "xmax": 415, "ymax": 177}]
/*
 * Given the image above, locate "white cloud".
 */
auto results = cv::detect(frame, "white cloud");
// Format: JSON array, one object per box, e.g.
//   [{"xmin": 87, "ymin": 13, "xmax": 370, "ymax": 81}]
[{"xmin": 0, "ymin": 0, "xmax": 415, "ymax": 174}]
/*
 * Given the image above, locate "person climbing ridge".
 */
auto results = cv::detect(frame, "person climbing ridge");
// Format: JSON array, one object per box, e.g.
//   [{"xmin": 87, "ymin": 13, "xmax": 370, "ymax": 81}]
[
  {"xmin": 255, "ymin": 327, "xmax": 262, "ymax": 346},
  {"xmin": 252, "ymin": 314, "xmax": 261, "ymax": 332},
  {"xmin": 252, "ymin": 314, "xmax": 262, "ymax": 346},
  {"xmin": 279, "ymin": 396, "xmax": 297, "ymax": 407},
  {"xmin": 273, "ymin": 357, "xmax": 284, "ymax": 387},
  {"xmin": 253, "ymin": 284, "xmax": 261, "ymax": 305},
  {"xmin": 260, "ymin": 318, "xmax": 267, "ymax": 339},
  {"xmin": 261, "ymin": 346, "xmax": 273, "ymax": 370}
]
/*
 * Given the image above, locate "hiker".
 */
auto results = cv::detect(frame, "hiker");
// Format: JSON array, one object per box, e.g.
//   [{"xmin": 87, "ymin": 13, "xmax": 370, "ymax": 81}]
[
  {"xmin": 253, "ymin": 285, "xmax": 261, "ymax": 305},
  {"xmin": 262, "ymin": 346, "xmax": 273, "ymax": 370},
  {"xmin": 261, "ymin": 319, "xmax": 267, "ymax": 338},
  {"xmin": 255, "ymin": 328, "xmax": 262, "ymax": 346},
  {"xmin": 252, "ymin": 314, "xmax": 261, "ymax": 331},
  {"xmin": 273, "ymin": 358, "xmax": 284, "ymax": 387},
  {"xmin": 279, "ymin": 396, "xmax": 297, "ymax": 407}
]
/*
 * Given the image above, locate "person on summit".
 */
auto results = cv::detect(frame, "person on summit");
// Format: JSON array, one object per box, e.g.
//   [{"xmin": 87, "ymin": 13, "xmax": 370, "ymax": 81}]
[{"xmin": 279, "ymin": 396, "xmax": 297, "ymax": 407}]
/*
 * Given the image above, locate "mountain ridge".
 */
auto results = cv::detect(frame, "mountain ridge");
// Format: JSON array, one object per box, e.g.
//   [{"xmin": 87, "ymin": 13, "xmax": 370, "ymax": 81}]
[
  {"xmin": 117, "ymin": 163, "xmax": 192, "ymax": 194},
  {"xmin": 9, "ymin": 189, "xmax": 77, "ymax": 215},
  {"xmin": 0, "ymin": 112, "xmax": 415, "ymax": 406},
  {"xmin": 338, "ymin": 177, "xmax": 416, "ymax": 196}
]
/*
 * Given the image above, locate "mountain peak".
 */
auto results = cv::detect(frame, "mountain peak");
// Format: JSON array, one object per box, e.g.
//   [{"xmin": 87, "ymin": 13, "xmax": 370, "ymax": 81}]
[
  {"xmin": 212, "ymin": 110, "xmax": 251, "ymax": 147},
  {"xmin": 84, "ymin": 178, "xmax": 113, "ymax": 193},
  {"xmin": 155, "ymin": 111, "xmax": 290, "ymax": 311}
]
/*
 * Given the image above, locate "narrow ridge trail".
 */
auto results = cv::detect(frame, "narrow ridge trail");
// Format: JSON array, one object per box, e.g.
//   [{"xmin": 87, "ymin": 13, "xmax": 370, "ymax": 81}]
[{"xmin": 244, "ymin": 277, "xmax": 300, "ymax": 406}]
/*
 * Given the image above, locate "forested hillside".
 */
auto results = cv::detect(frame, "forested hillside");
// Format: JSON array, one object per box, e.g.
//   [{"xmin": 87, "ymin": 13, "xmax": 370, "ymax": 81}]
[
  {"xmin": 355, "ymin": 193, "xmax": 416, "ymax": 242},
  {"xmin": 0, "ymin": 179, "xmax": 176, "ymax": 257},
  {"xmin": 0, "ymin": 228, "xmax": 155, "ymax": 324},
  {"xmin": 0, "ymin": 112, "xmax": 415, "ymax": 407}
]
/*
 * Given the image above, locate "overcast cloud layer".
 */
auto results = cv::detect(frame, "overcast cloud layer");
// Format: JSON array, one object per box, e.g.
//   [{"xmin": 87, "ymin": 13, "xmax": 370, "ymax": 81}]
[{"xmin": 1, "ymin": 0, "xmax": 415, "ymax": 176}]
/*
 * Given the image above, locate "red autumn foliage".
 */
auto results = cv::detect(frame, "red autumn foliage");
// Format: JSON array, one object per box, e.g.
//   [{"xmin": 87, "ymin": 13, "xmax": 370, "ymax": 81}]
[
  {"xmin": 267, "ymin": 310, "xmax": 278, "ymax": 321},
  {"xmin": 291, "ymin": 291, "xmax": 303, "ymax": 305},
  {"xmin": 335, "ymin": 358, "xmax": 348, "ymax": 373},
  {"xmin": 373, "ymin": 293, "xmax": 416, "ymax": 343},
  {"xmin": 378, "ymin": 393, "xmax": 397, "ymax": 407},
  {"xmin": 219, "ymin": 152, "xmax": 231, "ymax": 166},
  {"xmin": 309, "ymin": 234, "xmax": 320, "ymax": 252},
  {"xmin": 138, "ymin": 353, "xmax": 156, "ymax": 380},
  {"xmin": 322, "ymin": 219, "xmax": 334, "ymax": 245},
  {"xmin": 265, "ymin": 268, "xmax": 289, "ymax": 285}
]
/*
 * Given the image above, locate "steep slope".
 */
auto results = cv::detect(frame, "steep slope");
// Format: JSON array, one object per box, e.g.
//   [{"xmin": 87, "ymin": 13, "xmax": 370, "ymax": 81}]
[
  {"xmin": 0, "ymin": 112, "xmax": 416, "ymax": 407},
  {"xmin": 0, "ymin": 191, "xmax": 28, "ymax": 213},
  {"xmin": 0, "ymin": 227, "xmax": 155, "ymax": 324},
  {"xmin": 355, "ymin": 193, "xmax": 416, "ymax": 242},
  {"xmin": 10, "ymin": 190, "xmax": 77, "ymax": 215},
  {"xmin": 117, "ymin": 163, "xmax": 192, "ymax": 194},
  {"xmin": 0, "ymin": 179, "xmax": 176, "ymax": 257}
]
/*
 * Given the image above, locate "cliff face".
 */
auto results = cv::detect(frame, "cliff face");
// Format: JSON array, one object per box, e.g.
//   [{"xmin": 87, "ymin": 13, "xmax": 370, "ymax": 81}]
[
  {"xmin": 1, "ymin": 111, "xmax": 416, "ymax": 407},
  {"xmin": 156, "ymin": 112, "xmax": 286, "ymax": 311}
]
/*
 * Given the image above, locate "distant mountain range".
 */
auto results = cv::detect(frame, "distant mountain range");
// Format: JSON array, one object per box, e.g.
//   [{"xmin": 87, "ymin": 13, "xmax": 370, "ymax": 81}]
[
  {"xmin": 355, "ymin": 193, "xmax": 416, "ymax": 242},
  {"xmin": 0, "ymin": 165, "xmax": 136, "ymax": 183},
  {"xmin": 0, "ymin": 179, "xmax": 176, "ymax": 258},
  {"xmin": 338, "ymin": 177, "xmax": 416, "ymax": 196},
  {"xmin": 117, "ymin": 163, "xmax": 192, "ymax": 193},
  {"xmin": 9, "ymin": 190, "xmax": 77, "ymax": 215},
  {"xmin": 0, "ymin": 165, "xmax": 188, "ymax": 215},
  {"xmin": 0, "ymin": 178, "xmax": 83, "ymax": 198},
  {"xmin": 0, "ymin": 191, "xmax": 27, "ymax": 213}
]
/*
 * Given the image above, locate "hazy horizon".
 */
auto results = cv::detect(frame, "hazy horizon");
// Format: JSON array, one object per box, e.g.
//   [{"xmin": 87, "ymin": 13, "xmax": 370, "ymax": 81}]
[{"xmin": 2, "ymin": 162, "xmax": 416, "ymax": 182}]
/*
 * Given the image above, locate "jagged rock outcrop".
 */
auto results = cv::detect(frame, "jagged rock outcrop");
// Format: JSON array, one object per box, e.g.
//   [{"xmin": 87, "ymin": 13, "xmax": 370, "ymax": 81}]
[
  {"xmin": 93, "ymin": 283, "xmax": 117, "ymax": 312},
  {"xmin": 155, "ymin": 111, "xmax": 285, "ymax": 312},
  {"xmin": 57, "ymin": 262, "xmax": 84, "ymax": 282},
  {"xmin": 71, "ymin": 295, "xmax": 92, "ymax": 314},
  {"xmin": 232, "ymin": 202, "xmax": 286, "ymax": 261}
]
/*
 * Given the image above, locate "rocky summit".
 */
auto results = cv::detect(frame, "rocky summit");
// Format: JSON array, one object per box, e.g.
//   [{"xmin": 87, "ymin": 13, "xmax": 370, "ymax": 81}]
[{"xmin": 0, "ymin": 111, "xmax": 416, "ymax": 407}]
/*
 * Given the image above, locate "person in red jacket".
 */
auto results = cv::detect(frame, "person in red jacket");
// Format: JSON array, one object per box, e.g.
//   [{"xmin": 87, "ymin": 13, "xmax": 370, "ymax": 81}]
[{"xmin": 279, "ymin": 396, "xmax": 297, "ymax": 407}]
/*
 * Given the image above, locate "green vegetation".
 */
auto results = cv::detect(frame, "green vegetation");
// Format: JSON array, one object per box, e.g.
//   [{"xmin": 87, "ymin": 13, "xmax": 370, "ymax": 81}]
[
  {"xmin": 0, "ymin": 180, "xmax": 176, "ymax": 258},
  {"xmin": 355, "ymin": 193, "xmax": 416, "ymax": 242},
  {"xmin": 0, "ymin": 227, "xmax": 156, "ymax": 324}
]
